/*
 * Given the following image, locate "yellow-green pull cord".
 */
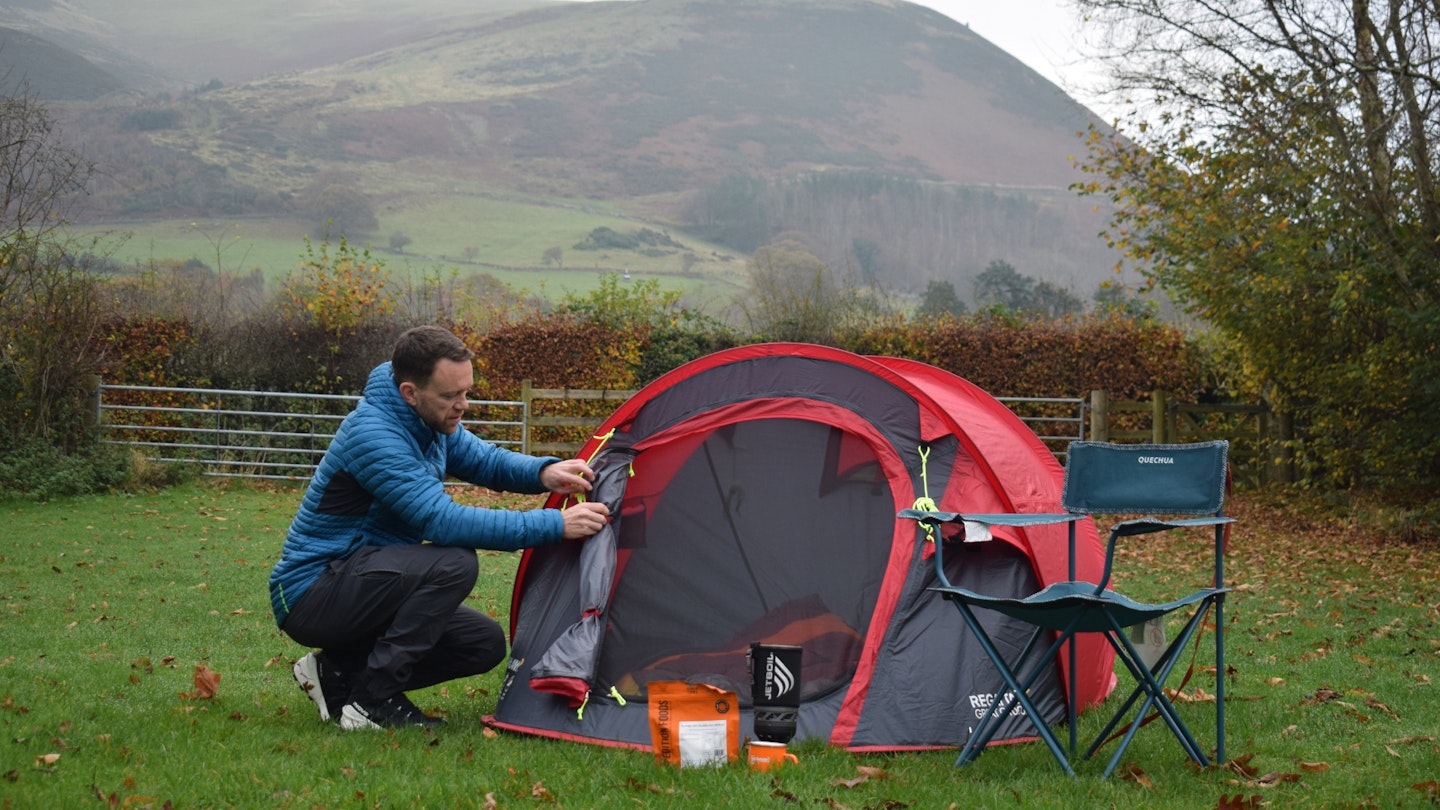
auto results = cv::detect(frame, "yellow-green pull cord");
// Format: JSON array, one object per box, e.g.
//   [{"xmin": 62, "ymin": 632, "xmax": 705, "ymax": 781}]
[
  {"xmin": 574, "ymin": 428, "xmax": 618, "ymax": 505},
  {"xmin": 912, "ymin": 445, "xmax": 937, "ymax": 543},
  {"xmin": 585, "ymin": 428, "xmax": 616, "ymax": 465},
  {"xmin": 576, "ymin": 686, "xmax": 629, "ymax": 721}
]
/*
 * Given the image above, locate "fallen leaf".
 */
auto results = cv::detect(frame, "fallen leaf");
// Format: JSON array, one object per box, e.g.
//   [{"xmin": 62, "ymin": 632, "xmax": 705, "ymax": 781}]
[
  {"xmin": 1341, "ymin": 705, "xmax": 1371, "ymax": 723},
  {"xmin": 34, "ymin": 753, "xmax": 59, "ymax": 769},
  {"xmin": 1253, "ymin": 771, "xmax": 1301, "ymax": 787},
  {"xmin": 1297, "ymin": 761, "xmax": 1329, "ymax": 773},
  {"xmin": 1119, "ymin": 762, "xmax": 1152, "ymax": 789},
  {"xmin": 770, "ymin": 786, "xmax": 800, "ymax": 802},
  {"xmin": 1168, "ymin": 687, "xmax": 1216, "ymax": 703},
  {"xmin": 831, "ymin": 776, "xmax": 868, "ymax": 788},
  {"xmin": 1365, "ymin": 697, "xmax": 1400, "ymax": 720},
  {"xmin": 482, "ymin": 793, "xmax": 498, "ymax": 810},
  {"xmin": 1265, "ymin": 677, "xmax": 1285, "ymax": 687},
  {"xmin": 855, "ymin": 765, "xmax": 890, "ymax": 780},
  {"xmin": 182, "ymin": 664, "xmax": 221, "ymax": 700},
  {"xmin": 1215, "ymin": 795, "xmax": 1263, "ymax": 809},
  {"xmin": 530, "ymin": 781, "xmax": 554, "ymax": 801},
  {"xmin": 1223, "ymin": 753, "xmax": 1259, "ymax": 778},
  {"xmin": 624, "ymin": 778, "xmax": 665, "ymax": 795}
]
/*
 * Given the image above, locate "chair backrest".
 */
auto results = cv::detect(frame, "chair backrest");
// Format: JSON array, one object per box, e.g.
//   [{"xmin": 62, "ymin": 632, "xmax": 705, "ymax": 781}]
[{"xmin": 1061, "ymin": 441, "xmax": 1229, "ymax": 516}]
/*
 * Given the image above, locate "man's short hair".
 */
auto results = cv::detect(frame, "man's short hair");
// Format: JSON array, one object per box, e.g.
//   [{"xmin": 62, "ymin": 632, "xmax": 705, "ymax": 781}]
[{"xmin": 391, "ymin": 326, "xmax": 475, "ymax": 386}]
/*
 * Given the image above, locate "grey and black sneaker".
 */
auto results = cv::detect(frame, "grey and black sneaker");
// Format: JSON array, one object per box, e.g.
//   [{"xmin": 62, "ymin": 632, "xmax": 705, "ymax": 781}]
[
  {"xmin": 293, "ymin": 652, "xmax": 348, "ymax": 722},
  {"xmin": 339, "ymin": 693, "xmax": 444, "ymax": 731}
]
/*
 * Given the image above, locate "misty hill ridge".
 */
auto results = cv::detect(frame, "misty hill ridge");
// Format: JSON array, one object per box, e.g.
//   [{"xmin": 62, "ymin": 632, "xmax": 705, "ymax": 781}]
[
  {"xmin": 10, "ymin": 0, "xmax": 1119, "ymax": 293},
  {"xmin": 289, "ymin": 0, "xmax": 1098, "ymax": 192}
]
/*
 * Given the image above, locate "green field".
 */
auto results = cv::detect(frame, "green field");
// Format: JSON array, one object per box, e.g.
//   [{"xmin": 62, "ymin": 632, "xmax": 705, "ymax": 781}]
[
  {"xmin": 1, "ymin": 483, "xmax": 1436, "ymax": 808},
  {"xmin": 72, "ymin": 196, "xmax": 750, "ymax": 309}
]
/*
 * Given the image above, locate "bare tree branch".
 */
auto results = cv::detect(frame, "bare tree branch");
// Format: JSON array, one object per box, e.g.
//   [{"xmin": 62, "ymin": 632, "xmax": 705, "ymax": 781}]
[{"xmin": 0, "ymin": 83, "xmax": 94, "ymax": 245}]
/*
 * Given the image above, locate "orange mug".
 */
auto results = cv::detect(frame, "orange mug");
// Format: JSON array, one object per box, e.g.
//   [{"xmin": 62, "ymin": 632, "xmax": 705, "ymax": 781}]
[{"xmin": 747, "ymin": 741, "xmax": 798, "ymax": 772}]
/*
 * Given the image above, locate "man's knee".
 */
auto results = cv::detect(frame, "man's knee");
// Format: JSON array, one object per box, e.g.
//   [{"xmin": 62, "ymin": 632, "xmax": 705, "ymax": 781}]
[
  {"xmin": 429, "ymin": 545, "xmax": 479, "ymax": 590},
  {"xmin": 453, "ymin": 608, "xmax": 507, "ymax": 673}
]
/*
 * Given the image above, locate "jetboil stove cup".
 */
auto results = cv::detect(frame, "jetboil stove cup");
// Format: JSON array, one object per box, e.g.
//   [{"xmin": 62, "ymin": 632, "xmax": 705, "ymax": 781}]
[{"xmin": 748, "ymin": 642, "xmax": 802, "ymax": 743}]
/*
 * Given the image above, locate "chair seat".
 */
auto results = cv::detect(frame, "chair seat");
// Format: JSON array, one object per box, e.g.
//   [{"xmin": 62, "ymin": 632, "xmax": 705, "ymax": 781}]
[{"xmin": 928, "ymin": 581, "xmax": 1230, "ymax": 634}]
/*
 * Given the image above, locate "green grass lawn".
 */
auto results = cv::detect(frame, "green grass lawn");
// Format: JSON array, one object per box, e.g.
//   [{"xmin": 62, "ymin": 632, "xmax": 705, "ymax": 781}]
[{"xmin": 1, "ymin": 484, "xmax": 1436, "ymax": 808}]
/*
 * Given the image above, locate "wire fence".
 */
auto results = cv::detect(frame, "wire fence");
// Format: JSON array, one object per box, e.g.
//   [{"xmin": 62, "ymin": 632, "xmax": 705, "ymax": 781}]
[
  {"xmin": 97, "ymin": 384, "xmax": 525, "ymax": 481},
  {"xmin": 97, "ymin": 383, "xmax": 1093, "ymax": 481}
]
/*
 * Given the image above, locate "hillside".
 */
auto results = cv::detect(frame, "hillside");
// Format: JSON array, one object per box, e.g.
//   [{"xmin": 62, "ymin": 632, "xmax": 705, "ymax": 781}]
[
  {"xmin": 0, "ymin": 26, "xmax": 125, "ymax": 99},
  {"xmin": 12, "ymin": 0, "xmax": 1123, "ymax": 302},
  {"xmin": 0, "ymin": 0, "xmax": 538, "ymax": 86}
]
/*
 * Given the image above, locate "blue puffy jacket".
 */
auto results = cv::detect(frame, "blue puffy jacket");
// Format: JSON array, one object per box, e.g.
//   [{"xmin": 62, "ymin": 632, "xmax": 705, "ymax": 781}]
[{"xmin": 268, "ymin": 362, "xmax": 564, "ymax": 625}]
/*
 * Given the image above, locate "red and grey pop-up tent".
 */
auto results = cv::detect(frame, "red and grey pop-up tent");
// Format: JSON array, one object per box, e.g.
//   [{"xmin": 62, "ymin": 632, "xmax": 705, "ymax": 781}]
[{"xmin": 488, "ymin": 343, "xmax": 1113, "ymax": 751}]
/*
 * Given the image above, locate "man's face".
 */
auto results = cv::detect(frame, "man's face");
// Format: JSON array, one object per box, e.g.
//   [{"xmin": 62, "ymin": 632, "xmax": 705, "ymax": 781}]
[{"xmin": 399, "ymin": 357, "xmax": 473, "ymax": 435}]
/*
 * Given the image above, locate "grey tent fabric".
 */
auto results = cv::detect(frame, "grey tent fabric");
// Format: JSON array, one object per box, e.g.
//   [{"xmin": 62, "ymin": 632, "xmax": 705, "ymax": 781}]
[{"xmin": 525, "ymin": 452, "xmax": 632, "ymax": 705}]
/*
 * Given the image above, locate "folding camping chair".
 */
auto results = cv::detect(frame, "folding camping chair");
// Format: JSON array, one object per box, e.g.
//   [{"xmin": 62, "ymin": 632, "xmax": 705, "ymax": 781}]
[{"xmin": 899, "ymin": 440, "xmax": 1233, "ymax": 777}]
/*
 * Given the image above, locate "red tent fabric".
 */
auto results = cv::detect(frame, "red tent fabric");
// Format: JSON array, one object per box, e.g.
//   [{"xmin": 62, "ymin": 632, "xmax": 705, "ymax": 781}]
[{"xmin": 490, "ymin": 344, "xmax": 1113, "ymax": 751}]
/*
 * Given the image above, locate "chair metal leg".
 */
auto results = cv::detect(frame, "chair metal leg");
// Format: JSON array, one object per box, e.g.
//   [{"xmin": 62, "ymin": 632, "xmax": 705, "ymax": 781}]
[
  {"xmin": 951, "ymin": 601, "xmax": 1077, "ymax": 776},
  {"xmin": 1214, "ymin": 591, "xmax": 1225, "ymax": 765},
  {"xmin": 1084, "ymin": 604, "xmax": 1211, "ymax": 760},
  {"xmin": 1092, "ymin": 607, "xmax": 1215, "ymax": 776}
]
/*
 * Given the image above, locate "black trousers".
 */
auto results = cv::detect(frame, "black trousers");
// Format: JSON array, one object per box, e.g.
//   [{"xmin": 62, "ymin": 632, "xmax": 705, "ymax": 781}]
[{"xmin": 281, "ymin": 543, "xmax": 506, "ymax": 702}]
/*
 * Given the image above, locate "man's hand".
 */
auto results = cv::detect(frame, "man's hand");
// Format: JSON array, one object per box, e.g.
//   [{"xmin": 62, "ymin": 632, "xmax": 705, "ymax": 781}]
[
  {"xmin": 561, "ymin": 501, "xmax": 610, "ymax": 540},
  {"xmin": 541, "ymin": 458, "xmax": 595, "ymax": 495}
]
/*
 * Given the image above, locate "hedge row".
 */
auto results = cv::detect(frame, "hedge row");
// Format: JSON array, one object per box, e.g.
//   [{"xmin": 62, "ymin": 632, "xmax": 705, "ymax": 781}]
[{"xmin": 95, "ymin": 313, "xmax": 1207, "ymax": 403}]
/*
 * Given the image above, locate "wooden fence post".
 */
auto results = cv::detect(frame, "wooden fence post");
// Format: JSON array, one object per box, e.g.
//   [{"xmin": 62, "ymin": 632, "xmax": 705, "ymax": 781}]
[
  {"xmin": 86, "ymin": 375, "xmax": 103, "ymax": 429},
  {"xmin": 1089, "ymin": 390, "xmax": 1108, "ymax": 442},
  {"xmin": 1152, "ymin": 389, "xmax": 1168, "ymax": 443},
  {"xmin": 520, "ymin": 380, "xmax": 533, "ymax": 455},
  {"xmin": 1275, "ymin": 409, "xmax": 1295, "ymax": 484}
]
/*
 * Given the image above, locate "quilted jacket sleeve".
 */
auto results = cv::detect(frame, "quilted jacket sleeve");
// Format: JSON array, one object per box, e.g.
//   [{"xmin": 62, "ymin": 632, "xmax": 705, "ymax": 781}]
[
  {"xmin": 347, "ymin": 420, "xmax": 565, "ymax": 551},
  {"xmin": 444, "ymin": 428, "xmax": 557, "ymax": 493}
]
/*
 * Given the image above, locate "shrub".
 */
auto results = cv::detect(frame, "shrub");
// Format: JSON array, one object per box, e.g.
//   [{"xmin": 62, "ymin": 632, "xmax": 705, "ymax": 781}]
[
  {"xmin": 0, "ymin": 437, "xmax": 130, "ymax": 500},
  {"xmin": 121, "ymin": 108, "xmax": 181, "ymax": 132}
]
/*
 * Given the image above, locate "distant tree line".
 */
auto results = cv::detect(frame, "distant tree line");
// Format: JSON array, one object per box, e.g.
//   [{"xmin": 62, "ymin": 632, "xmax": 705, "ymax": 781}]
[{"xmin": 683, "ymin": 170, "xmax": 1106, "ymax": 307}]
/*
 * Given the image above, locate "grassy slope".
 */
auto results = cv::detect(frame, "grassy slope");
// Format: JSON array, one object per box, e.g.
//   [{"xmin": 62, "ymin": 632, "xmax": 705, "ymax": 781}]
[
  {"xmin": 71, "ymin": 200, "xmax": 750, "ymax": 308},
  {"xmin": 0, "ymin": 483, "xmax": 1436, "ymax": 807}
]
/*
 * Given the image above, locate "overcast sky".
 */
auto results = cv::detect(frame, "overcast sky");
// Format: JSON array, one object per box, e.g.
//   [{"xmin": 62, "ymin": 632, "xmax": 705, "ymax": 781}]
[{"xmin": 916, "ymin": 0, "xmax": 1112, "ymax": 118}]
